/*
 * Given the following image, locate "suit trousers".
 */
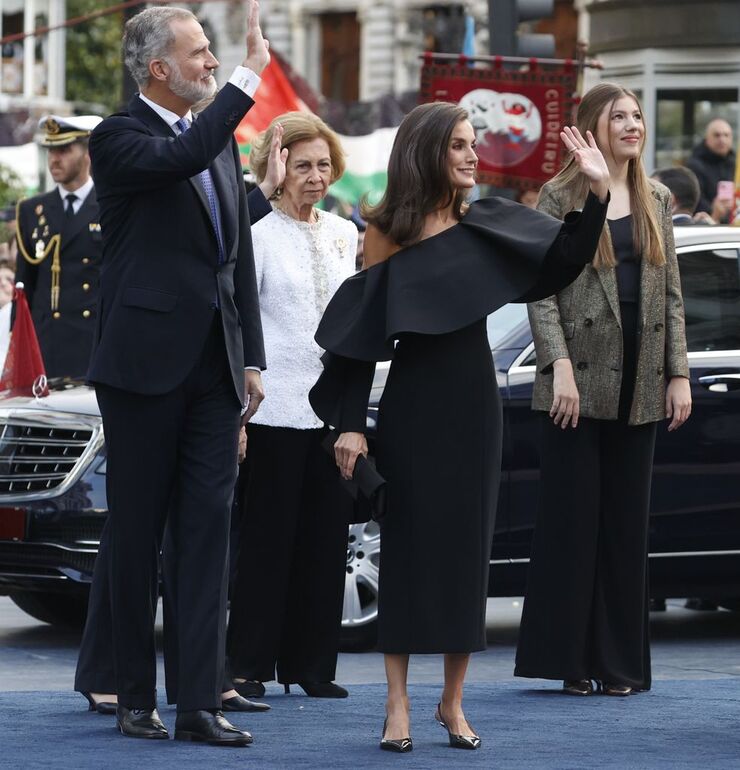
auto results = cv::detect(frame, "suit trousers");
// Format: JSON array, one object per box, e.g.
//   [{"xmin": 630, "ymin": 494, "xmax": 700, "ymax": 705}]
[
  {"xmin": 74, "ymin": 514, "xmax": 235, "ymax": 701},
  {"xmin": 226, "ymin": 424, "xmax": 350, "ymax": 684},
  {"xmin": 514, "ymin": 411, "xmax": 657, "ymax": 689},
  {"xmin": 89, "ymin": 315, "xmax": 241, "ymax": 711}
]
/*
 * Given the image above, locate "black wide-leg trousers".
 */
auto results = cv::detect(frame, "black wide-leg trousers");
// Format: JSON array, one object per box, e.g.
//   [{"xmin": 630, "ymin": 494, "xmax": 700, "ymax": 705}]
[
  {"xmin": 515, "ymin": 412, "xmax": 657, "ymax": 690},
  {"xmin": 76, "ymin": 317, "xmax": 241, "ymax": 712},
  {"xmin": 226, "ymin": 424, "xmax": 349, "ymax": 684}
]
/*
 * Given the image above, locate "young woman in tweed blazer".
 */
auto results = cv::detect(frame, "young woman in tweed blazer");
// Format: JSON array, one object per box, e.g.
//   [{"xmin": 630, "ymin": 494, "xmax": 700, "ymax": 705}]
[{"xmin": 515, "ymin": 83, "xmax": 691, "ymax": 697}]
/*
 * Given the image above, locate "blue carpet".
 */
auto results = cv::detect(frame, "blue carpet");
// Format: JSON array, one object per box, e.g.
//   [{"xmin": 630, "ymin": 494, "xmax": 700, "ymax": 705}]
[{"xmin": 1, "ymin": 681, "xmax": 738, "ymax": 769}]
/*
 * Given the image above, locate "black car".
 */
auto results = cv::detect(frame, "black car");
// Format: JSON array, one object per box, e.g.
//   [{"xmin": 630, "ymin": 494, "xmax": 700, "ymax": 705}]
[{"xmin": 1, "ymin": 226, "xmax": 739, "ymax": 648}]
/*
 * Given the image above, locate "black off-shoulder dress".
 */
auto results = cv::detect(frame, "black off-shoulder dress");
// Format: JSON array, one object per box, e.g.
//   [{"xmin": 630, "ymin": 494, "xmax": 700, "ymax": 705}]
[{"xmin": 310, "ymin": 193, "xmax": 608, "ymax": 654}]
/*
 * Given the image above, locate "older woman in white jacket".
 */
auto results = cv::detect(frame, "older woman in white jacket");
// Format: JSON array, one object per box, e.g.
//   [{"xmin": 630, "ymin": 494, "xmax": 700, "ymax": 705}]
[{"xmin": 226, "ymin": 113, "xmax": 358, "ymax": 700}]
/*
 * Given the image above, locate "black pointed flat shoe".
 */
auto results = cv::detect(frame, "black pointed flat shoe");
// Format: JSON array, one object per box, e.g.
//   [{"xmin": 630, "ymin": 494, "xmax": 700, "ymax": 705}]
[
  {"xmin": 81, "ymin": 691, "xmax": 117, "ymax": 715},
  {"xmin": 597, "ymin": 681, "xmax": 633, "ymax": 696},
  {"xmin": 380, "ymin": 717, "xmax": 413, "ymax": 753},
  {"xmin": 221, "ymin": 694, "xmax": 271, "ymax": 712},
  {"xmin": 434, "ymin": 703, "xmax": 481, "ymax": 750},
  {"xmin": 284, "ymin": 681, "xmax": 348, "ymax": 698},
  {"xmin": 563, "ymin": 679, "xmax": 595, "ymax": 696},
  {"xmin": 233, "ymin": 680, "xmax": 266, "ymax": 698}
]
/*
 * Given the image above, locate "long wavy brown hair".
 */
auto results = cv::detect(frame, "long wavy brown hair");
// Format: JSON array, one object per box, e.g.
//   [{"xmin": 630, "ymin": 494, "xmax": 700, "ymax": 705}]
[
  {"xmin": 361, "ymin": 102, "xmax": 470, "ymax": 247},
  {"xmin": 547, "ymin": 83, "xmax": 665, "ymax": 268}
]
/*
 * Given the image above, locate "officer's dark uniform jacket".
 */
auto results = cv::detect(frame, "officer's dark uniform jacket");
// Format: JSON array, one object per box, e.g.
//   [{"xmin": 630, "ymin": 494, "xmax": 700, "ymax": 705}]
[{"xmin": 15, "ymin": 187, "xmax": 102, "ymax": 378}]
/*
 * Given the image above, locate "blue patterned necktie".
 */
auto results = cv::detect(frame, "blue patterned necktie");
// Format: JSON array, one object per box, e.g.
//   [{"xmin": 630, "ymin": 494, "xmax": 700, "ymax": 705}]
[{"xmin": 175, "ymin": 117, "xmax": 226, "ymax": 265}]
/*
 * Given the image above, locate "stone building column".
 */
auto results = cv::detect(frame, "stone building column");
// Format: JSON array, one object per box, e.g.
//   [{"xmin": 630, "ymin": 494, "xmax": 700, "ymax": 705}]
[{"xmin": 358, "ymin": 0, "xmax": 394, "ymax": 100}]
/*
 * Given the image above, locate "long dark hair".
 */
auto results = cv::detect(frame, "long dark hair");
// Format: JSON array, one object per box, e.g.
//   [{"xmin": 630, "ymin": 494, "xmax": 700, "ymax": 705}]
[{"xmin": 361, "ymin": 101, "xmax": 470, "ymax": 247}]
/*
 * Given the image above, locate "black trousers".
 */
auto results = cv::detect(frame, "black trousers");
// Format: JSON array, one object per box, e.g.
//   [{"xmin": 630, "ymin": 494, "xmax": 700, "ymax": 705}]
[
  {"xmin": 74, "ymin": 518, "xmax": 235, "ymax": 703},
  {"xmin": 514, "ymin": 410, "xmax": 657, "ymax": 690},
  {"xmin": 76, "ymin": 317, "xmax": 241, "ymax": 712},
  {"xmin": 226, "ymin": 424, "xmax": 349, "ymax": 684}
]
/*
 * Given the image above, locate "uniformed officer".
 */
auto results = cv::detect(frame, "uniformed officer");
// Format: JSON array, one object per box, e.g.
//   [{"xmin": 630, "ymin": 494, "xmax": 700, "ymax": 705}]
[{"xmin": 15, "ymin": 114, "xmax": 103, "ymax": 378}]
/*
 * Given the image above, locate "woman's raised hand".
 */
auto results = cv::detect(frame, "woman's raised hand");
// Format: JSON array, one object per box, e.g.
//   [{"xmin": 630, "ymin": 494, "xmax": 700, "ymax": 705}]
[
  {"xmin": 259, "ymin": 122, "xmax": 288, "ymax": 199},
  {"xmin": 560, "ymin": 126, "xmax": 610, "ymax": 203}
]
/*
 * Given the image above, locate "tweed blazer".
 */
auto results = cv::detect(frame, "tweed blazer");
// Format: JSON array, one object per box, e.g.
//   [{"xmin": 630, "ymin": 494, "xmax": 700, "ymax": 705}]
[{"xmin": 528, "ymin": 179, "xmax": 689, "ymax": 426}]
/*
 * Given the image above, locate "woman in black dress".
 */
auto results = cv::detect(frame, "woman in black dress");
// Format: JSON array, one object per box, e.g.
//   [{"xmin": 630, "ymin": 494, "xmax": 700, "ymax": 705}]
[
  {"xmin": 309, "ymin": 101, "xmax": 611, "ymax": 752},
  {"xmin": 514, "ymin": 84, "xmax": 691, "ymax": 696}
]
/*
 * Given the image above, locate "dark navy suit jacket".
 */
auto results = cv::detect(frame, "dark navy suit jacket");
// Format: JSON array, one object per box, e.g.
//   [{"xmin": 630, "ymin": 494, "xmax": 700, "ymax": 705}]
[{"xmin": 87, "ymin": 84, "xmax": 266, "ymax": 404}]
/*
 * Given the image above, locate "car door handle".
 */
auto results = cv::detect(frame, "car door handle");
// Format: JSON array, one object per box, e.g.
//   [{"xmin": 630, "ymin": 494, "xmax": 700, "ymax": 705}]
[{"xmin": 698, "ymin": 374, "xmax": 740, "ymax": 392}]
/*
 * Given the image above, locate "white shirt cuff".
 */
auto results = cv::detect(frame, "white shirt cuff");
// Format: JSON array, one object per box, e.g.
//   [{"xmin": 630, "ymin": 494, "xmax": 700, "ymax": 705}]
[
  {"xmin": 244, "ymin": 366, "xmax": 261, "ymax": 371},
  {"xmin": 229, "ymin": 66, "xmax": 261, "ymax": 98}
]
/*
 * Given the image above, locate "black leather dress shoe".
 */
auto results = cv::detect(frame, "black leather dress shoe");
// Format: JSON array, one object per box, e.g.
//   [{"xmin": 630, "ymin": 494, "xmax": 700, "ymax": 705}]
[
  {"xmin": 221, "ymin": 694, "xmax": 270, "ymax": 712},
  {"xmin": 116, "ymin": 706, "xmax": 169, "ymax": 739},
  {"xmin": 234, "ymin": 680, "xmax": 266, "ymax": 698},
  {"xmin": 81, "ymin": 691, "xmax": 117, "ymax": 715},
  {"xmin": 174, "ymin": 710, "xmax": 253, "ymax": 746}
]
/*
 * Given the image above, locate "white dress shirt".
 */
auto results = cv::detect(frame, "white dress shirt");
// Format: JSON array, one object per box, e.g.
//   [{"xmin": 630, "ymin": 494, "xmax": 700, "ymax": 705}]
[
  {"xmin": 0, "ymin": 302, "xmax": 12, "ymax": 372},
  {"xmin": 251, "ymin": 208, "xmax": 358, "ymax": 429},
  {"xmin": 58, "ymin": 176, "xmax": 94, "ymax": 213},
  {"xmin": 138, "ymin": 65, "xmax": 261, "ymax": 131}
]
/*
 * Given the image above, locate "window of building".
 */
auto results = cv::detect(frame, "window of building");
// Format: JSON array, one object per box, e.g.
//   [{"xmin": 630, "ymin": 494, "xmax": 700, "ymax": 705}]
[
  {"xmin": 656, "ymin": 89, "xmax": 739, "ymax": 170},
  {"xmin": 319, "ymin": 12, "xmax": 360, "ymax": 102},
  {"xmin": 1, "ymin": 8, "xmax": 24, "ymax": 94}
]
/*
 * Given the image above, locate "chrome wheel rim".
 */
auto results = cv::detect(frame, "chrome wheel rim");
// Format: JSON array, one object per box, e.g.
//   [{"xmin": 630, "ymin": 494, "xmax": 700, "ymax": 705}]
[{"xmin": 342, "ymin": 520, "xmax": 381, "ymax": 629}]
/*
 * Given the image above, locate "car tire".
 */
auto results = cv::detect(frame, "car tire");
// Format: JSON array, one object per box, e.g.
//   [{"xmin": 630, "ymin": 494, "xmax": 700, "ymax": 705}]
[
  {"xmin": 9, "ymin": 590, "xmax": 89, "ymax": 628},
  {"xmin": 340, "ymin": 521, "xmax": 381, "ymax": 651}
]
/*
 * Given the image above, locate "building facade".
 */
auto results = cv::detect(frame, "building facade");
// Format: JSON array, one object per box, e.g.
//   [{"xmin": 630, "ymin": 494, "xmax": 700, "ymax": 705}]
[{"xmin": 578, "ymin": 0, "xmax": 740, "ymax": 172}]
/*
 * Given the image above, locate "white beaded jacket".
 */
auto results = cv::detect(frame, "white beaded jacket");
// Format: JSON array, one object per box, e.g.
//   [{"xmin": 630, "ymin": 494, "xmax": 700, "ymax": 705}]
[{"xmin": 251, "ymin": 206, "xmax": 358, "ymax": 429}]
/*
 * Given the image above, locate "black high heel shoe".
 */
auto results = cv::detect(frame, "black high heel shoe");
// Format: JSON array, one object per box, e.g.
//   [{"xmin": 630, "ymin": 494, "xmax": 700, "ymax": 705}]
[
  {"xmin": 81, "ymin": 691, "xmax": 117, "ymax": 715},
  {"xmin": 380, "ymin": 717, "xmax": 413, "ymax": 753},
  {"xmin": 434, "ymin": 703, "xmax": 481, "ymax": 750},
  {"xmin": 283, "ymin": 681, "xmax": 348, "ymax": 698}
]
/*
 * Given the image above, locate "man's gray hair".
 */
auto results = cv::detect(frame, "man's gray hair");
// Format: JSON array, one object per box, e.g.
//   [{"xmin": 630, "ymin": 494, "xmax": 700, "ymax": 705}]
[{"xmin": 123, "ymin": 7, "xmax": 197, "ymax": 88}]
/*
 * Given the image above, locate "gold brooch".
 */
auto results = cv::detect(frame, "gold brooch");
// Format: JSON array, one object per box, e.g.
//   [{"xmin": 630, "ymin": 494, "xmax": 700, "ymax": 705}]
[{"xmin": 336, "ymin": 237, "xmax": 347, "ymax": 258}]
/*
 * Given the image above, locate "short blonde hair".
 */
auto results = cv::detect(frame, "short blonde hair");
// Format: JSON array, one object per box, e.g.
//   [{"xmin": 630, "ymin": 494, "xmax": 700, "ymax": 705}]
[{"xmin": 249, "ymin": 112, "xmax": 346, "ymax": 193}]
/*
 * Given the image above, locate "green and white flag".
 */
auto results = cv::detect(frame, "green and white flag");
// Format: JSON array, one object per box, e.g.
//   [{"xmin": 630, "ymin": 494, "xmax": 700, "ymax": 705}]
[{"xmin": 330, "ymin": 127, "xmax": 397, "ymax": 206}]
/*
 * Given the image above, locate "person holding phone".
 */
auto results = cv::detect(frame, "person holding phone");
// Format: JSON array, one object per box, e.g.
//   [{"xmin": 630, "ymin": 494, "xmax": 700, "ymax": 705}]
[{"xmin": 686, "ymin": 118, "xmax": 736, "ymax": 223}]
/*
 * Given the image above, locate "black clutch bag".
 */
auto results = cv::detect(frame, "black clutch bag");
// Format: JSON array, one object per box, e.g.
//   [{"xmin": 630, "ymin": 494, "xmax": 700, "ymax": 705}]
[{"xmin": 321, "ymin": 431, "xmax": 387, "ymax": 523}]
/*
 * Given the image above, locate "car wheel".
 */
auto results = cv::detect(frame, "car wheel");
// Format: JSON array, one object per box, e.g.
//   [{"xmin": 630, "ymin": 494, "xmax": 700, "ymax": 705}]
[
  {"xmin": 9, "ymin": 590, "xmax": 89, "ymax": 628},
  {"xmin": 340, "ymin": 520, "xmax": 380, "ymax": 651}
]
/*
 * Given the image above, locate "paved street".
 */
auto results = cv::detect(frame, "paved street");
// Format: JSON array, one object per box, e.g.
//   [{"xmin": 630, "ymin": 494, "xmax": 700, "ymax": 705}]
[
  {"xmin": 2, "ymin": 595, "xmax": 739, "ymax": 769},
  {"xmin": 2, "ymin": 596, "xmax": 739, "ymax": 692}
]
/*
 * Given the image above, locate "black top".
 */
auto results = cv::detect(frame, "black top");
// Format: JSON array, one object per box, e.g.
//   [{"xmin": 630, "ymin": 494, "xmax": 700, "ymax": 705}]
[
  {"xmin": 310, "ymin": 191, "xmax": 609, "ymax": 431},
  {"xmin": 608, "ymin": 214, "xmax": 640, "ymax": 304}
]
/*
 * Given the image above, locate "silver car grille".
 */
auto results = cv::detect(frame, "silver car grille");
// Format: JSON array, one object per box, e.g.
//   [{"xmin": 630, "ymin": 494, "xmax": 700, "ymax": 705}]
[{"xmin": 0, "ymin": 420, "xmax": 94, "ymax": 493}]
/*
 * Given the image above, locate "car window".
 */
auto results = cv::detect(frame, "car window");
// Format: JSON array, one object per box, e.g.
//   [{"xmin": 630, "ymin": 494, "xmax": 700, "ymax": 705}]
[
  {"xmin": 486, "ymin": 304, "xmax": 529, "ymax": 348},
  {"xmin": 678, "ymin": 247, "xmax": 740, "ymax": 352}
]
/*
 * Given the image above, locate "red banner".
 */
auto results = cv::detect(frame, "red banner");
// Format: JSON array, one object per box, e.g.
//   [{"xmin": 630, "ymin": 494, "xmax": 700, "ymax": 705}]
[
  {"xmin": 0, "ymin": 285, "xmax": 48, "ymax": 397},
  {"xmin": 420, "ymin": 57, "xmax": 579, "ymax": 189}
]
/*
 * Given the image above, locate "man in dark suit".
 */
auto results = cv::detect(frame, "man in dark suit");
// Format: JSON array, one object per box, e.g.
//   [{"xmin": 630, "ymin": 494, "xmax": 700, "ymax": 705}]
[
  {"xmin": 652, "ymin": 166, "xmax": 711, "ymax": 226},
  {"xmin": 15, "ymin": 115, "xmax": 103, "ymax": 378},
  {"xmin": 81, "ymin": 3, "xmax": 269, "ymax": 745}
]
